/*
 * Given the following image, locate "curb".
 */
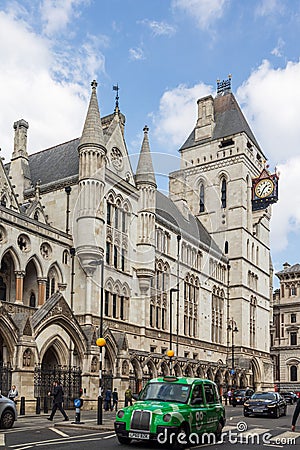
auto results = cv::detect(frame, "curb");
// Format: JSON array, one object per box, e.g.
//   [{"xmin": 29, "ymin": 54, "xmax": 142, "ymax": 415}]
[{"xmin": 54, "ymin": 422, "xmax": 115, "ymax": 432}]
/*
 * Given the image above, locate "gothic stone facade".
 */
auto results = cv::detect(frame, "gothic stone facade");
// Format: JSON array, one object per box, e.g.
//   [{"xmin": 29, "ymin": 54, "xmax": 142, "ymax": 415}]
[
  {"xmin": 271, "ymin": 263, "xmax": 300, "ymax": 391},
  {"xmin": 0, "ymin": 82, "xmax": 274, "ymax": 410}
]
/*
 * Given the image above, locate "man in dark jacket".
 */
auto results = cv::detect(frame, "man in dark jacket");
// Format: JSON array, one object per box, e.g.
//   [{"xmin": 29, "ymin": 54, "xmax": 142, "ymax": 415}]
[
  {"xmin": 47, "ymin": 380, "xmax": 69, "ymax": 421},
  {"xmin": 292, "ymin": 397, "xmax": 300, "ymax": 431}
]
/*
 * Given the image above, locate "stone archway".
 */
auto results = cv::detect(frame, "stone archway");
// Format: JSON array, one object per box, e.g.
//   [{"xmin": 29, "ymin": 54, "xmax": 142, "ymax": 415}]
[{"xmin": 35, "ymin": 344, "xmax": 81, "ymax": 410}]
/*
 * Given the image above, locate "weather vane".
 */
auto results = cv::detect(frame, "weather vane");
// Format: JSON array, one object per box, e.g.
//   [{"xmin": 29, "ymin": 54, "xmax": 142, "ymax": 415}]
[
  {"xmin": 217, "ymin": 74, "xmax": 232, "ymax": 96},
  {"xmin": 113, "ymin": 84, "xmax": 119, "ymax": 110}
]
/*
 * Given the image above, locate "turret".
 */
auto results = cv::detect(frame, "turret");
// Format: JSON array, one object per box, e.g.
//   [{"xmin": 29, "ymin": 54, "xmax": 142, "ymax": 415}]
[
  {"xmin": 75, "ymin": 80, "xmax": 106, "ymax": 271},
  {"xmin": 9, "ymin": 119, "xmax": 31, "ymax": 202},
  {"xmin": 135, "ymin": 126, "xmax": 156, "ymax": 293}
]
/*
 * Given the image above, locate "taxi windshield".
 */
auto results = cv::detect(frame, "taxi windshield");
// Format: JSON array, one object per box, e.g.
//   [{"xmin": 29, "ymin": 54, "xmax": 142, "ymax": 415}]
[{"xmin": 139, "ymin": 382, "xmax": 191, "ymax": 404}]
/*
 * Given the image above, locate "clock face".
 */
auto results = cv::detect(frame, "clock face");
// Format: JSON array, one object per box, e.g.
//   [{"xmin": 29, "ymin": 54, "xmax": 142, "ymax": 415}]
[{"xmin": 254, "ymin": 178, "xmax": 274, "ymax": 198}]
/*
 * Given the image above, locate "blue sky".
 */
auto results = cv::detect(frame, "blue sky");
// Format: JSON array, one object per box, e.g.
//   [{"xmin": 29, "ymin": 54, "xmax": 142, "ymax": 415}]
[{"xmin": 0, "ymin": 0, "xmax": 300, "ymax": 286}]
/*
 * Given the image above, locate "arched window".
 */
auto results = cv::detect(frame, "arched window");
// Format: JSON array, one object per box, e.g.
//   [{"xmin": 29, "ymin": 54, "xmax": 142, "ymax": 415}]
[
  {"xmin": 224, "ymin": 241, "xmax": 229, "ymax": 254},
  {"xmin": 291, "ymin": 365, "xmax": 298, "ymax": 381},
  {"xmin": 221, "ymin": 178, "xmax": 227, "ymax": 208},
  {"xmin": 199, "ymin": 183, "xmax": 205, "ymax": 212},
  {"xmin": 29, "ymin": 292, "xmax": 36, "ymax": 307},
  {"xmin": 0, "ymin": 276, "xmax": 6, "ymax": 301}
]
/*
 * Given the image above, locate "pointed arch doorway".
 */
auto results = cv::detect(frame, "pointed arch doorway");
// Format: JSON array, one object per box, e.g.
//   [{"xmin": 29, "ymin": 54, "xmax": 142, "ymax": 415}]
[{"xmin": 34, "ymin": 346, "xmax": 81, "ymax": 410}]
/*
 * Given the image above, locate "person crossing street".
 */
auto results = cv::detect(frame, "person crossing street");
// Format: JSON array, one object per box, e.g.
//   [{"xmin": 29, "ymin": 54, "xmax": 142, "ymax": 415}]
[{"xmin": 47, "ymin": 380, "xmax": 69, "ymax": 421}]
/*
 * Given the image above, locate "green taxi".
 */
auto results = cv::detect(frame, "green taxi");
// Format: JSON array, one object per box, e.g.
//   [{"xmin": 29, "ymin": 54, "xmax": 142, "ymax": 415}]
[{"xmin": 114, "ymin": 376, "xmax": 226, "ymax": 448}]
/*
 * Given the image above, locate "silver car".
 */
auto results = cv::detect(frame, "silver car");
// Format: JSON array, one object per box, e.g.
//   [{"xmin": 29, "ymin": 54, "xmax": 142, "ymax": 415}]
[{"xmin": 0, "ymin": 394, "xmax": 17, "ymax": 428}]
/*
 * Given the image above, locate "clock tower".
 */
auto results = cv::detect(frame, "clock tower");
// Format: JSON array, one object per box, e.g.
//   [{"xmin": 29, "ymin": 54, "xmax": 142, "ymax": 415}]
[{"xmin": 169, "ymin": 78, "xmax": 276, "ymax": 389}]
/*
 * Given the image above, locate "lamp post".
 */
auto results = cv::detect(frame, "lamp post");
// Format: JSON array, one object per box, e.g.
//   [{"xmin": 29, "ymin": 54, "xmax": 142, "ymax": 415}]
[
  {"xmin": 168, "ymin": 288, "xmax": 179, "ymax": 375},
  {"xmin": 227, "ymin": 318, "xmax": 238, "ymax": 386},
  {"xmin": 89, "ymin": 258, "xmax": 105, "ymax": 425}
]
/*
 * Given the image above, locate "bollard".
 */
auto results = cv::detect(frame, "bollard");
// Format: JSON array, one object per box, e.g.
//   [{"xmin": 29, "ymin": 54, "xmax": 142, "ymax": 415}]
[
  {"xmin": 36, "ymin": 397, "xmax": 41, "ymax": 414},
  {"xmin": 43, "ymin": 396, "xmax": 48, "ymax": 414},
  {"xmin": 20, "ymin": 396, "xmax": 25, "ymax": 415},
  {"xmin": 71, "ymin": 398, "xmax": 84, "ymax": 424}
]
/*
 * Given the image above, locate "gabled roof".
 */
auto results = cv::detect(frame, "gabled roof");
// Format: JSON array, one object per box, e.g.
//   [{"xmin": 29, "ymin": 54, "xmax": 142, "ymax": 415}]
[
  {"xmin": 180, "ymin": 92, "xmax": 261, "ymax": 151},
  {"xmin": 156, "ymin": 190, "xmax": 224, "ymax": 257}
]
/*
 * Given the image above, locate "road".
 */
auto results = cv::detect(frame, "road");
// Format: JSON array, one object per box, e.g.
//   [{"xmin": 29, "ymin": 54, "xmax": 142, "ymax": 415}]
[{"xmin": 1, "ymin": 405, "xmax": 300, "ymax": 449}]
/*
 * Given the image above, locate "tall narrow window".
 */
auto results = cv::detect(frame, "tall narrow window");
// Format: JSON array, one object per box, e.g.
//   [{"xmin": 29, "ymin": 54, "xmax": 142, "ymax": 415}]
[
  {"xmin": 104, "ymin": 291, "xmax": 109, "ymax": 316},
  {"xmin": 291, "ymin": 332, "xmax": 297, "ymax": 346},
  {"xmin": 114, "ymin": 245, "xmax": 118, "ymax": 269},
  {"xmin": 291, "ymin": 365, "xmax": 298, "ymax": 381},
  {"xmin": 107, "ymin": 202, "xmax": 112, "ymax": 225},
  {"xmin": 106, "ymin": 241, "xmax": 111, "ymax": 265},
  {"xmin": 121, "ymin": 249, "xmax": 125, "ymax": 271},
  {"xmin": 112, "ymin": 294, "xmax": 117, "ymax": 318},
  {"xmin": 199, "ymin": 183, "xmax": 205, "ymax": 212},
  {"xmin": 224, "ymin": 241, "xmax": 229, "ymax": 254},
  {"xmin": 114, "ymin": 208, "xmax": 119, "ymax": 229},
  {"xmin": 221, "ymin": 178, "xmax": 227, "ymax": 208},
  {"xmin": 122, "ymin": 211, "xmax": 126, "ymax": 232},
  {"xmin": 120, "ymin": 296, "xmax": 124, "ymax": 320},
  {"xmin": 29, "ymin": 293, "xmax": 36, "ymax": 307}
]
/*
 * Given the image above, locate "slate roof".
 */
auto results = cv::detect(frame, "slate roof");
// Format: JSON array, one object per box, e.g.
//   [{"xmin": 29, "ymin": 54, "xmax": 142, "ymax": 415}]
[
  {"xmin": 180, "ymin": 92, "xmax": 262, "ymax": 151},
  {"xmin": 156, "ymin": 190, "xmax": 224, "ymax": 257},
  {"xmin": 276, "ymin": 263, "xmax": 300, "ymax": 277}
]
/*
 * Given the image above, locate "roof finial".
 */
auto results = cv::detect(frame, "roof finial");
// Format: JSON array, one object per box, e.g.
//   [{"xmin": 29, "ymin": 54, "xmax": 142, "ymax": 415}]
[
  {"xmin": 113, "ymin": 84, "xmax": 119, "ymax": 112},
  {"xmin": 143, "ymin": 125, "xmax": 149, "ymax": 133},
  {"xmin": 91, "ymin": 80, "xmax": 98, "ymax": 90},
  {"xmin": 216, "ymin": 74, "xmax": 232, "ymax": 96}
]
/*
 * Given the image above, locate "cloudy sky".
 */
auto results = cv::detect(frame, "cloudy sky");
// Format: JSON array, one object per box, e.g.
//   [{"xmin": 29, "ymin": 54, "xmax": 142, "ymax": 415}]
[{"xmin": 0, "ymin": 0, "xmax": 299, "ymax": 284}]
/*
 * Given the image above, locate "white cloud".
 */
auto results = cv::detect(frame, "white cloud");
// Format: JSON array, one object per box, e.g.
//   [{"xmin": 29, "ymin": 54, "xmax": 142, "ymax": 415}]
[
  {"xmin": 152, "ymin": 83, "xmax": 213, "ymax": 149},
  {"xmin": 271, "ymin": 37, "xmax": 285, "ymax": 57},
  {"xmin": 140, "ymin": 19, "xmax": 176, "ymax": 36},
  {"xmin": 270, "ymin": 158, "xmax": 300, "ymax": 252},
  {"xmin": 129, "ymin": 47, "xmax": 145, "ymax": 61},
  {"xmin": 0, "ymin": 9, "xmax": 105, "ymax": 160},
  {"xmin": 237, "ymin": 60, "xmax": 300, "ymax": 164},
  {"xmin": 172, "ymin": 0, "xmax": 227, "ymax": 30},
  {"xmin": 40, "ymin": 0, "xmax": 89, "ymax": 36},
  {"xmin": 255, "ymin": 0, "xmax": 285, "ymax": 17}
]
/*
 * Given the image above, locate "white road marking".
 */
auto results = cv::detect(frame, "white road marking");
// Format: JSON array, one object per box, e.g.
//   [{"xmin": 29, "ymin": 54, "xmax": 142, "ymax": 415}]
[
  {"xmin": 48, "ymin": 427, "xmax": 69, "ymax": 437},
  {"xmin": 10, "ymin": 431, "xmax": 114, "ymax": 448},
  {"xmin": 103, "ymin": 434, "xmax": 116, "ymax": 439},
  {"xmin": 0, "ymin": 434, "xmax": 4, "ymax": 446}
]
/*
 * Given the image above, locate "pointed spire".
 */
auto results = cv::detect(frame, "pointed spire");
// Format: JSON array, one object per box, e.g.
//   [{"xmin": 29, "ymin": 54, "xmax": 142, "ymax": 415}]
[
  {"xmin": 78, "ymin": 80, "xmax": 105, "ymax": 150},
  {"xmin": 135, "ymin": 125, "xmax": 156, "ymax": 187}
]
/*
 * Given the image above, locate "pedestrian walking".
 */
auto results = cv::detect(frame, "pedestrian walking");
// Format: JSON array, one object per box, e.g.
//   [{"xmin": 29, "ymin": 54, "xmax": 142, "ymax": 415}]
[
  {"xmin": 8, "ymin": 385, "xmax": 18, "ymax": 403},
  {"xmin": 47, "ymin": 380, "xmax": 69, "ymax": 421},
  {"xmin": 104, "ymin": 388, "xmax": 112, "ymax": 411},
  {"xmin": 112, "ymin": 388, "xmax": 119, "ymax": 411},
  {"xmin": 125, "ymin": 386, "xmax": 133, "ymax": 407},
  {"xmin": 292, "ymin": 397, "xmax": 300, "ymax": 431}
]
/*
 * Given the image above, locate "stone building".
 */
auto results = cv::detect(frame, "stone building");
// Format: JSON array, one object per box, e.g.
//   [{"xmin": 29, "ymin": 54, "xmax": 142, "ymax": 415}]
[
  {"xmin": 271, "ymin": 263, "xmax": 300, "ymax": 391},
  {"xmin": 0, "ymin": 79, "xmax": 274, "ymax": 410}
]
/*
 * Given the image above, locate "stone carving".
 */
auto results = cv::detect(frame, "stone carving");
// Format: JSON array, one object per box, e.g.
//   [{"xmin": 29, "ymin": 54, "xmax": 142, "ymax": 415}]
[{"xmin": 23, "ymin": 348, "xmax": 32, "ymax": 367}]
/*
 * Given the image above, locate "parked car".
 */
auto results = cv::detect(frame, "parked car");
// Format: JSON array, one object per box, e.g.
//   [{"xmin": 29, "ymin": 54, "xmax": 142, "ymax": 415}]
[
  {"xmin": 244, "ymin": 392, "xmax": 287, "ymax": 418},
  {"xmin": 115, "ymin": 376, "xmax": 226, "ymax": 448},
  {"xmin": 280, "ymin": 391, "xmax": 298, "ymax": 404},
  {"xmin": 0, "ymin": 394, "xmax": 17, "ymax": 429},
  {"xmin": 232, "ymin": 389, "xmax": 254, "ymax": 407}
]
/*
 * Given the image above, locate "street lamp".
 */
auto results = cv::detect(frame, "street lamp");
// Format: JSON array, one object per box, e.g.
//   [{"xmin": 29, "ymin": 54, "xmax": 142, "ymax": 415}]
[
  {"xmin": 168, "ymin": 288, "xmax": 179, "ymax": 375},
  {"xmin": 227, "ymin": 318, "xmax": 238, "ymax": 385},
  {"xmin": 89, "ymin": 258, "xmax": 105, "ymax": 425}
]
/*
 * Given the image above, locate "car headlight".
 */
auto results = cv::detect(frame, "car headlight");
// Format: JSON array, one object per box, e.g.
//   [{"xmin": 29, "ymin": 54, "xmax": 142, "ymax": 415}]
[
  {"xmin": 117, "ymin": 410, "xmax": 125, "ymax": 418},
  {"xmin": 163, "ymin": 414, "xmax": 172, "ymax": 422},
  {"xmin": 267, "ymin": 403, "xmax": 276, "ymax": 408}
]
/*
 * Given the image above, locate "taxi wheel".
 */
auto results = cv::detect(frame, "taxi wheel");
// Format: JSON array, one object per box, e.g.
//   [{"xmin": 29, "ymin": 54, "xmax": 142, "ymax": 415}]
[
  {"xmin": 215, "ymin": 421, "xmax": 223, "ymax": 441},
  {"xmin": 275, "ymin": 407, "xmax": 280, "ymax": 418},
  {"xmin": 173, "ymin": 424, "xmax": 189, "ymax": 449},
  {"xmin": 117, "ymin": 436, "xmax": 132, "ymax": 445}
]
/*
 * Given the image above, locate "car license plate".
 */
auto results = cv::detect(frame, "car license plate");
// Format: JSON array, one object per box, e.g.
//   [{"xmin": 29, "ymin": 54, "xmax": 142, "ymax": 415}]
[
  {"xmin": 129, "ymin": 432, "xmax": 150, "ymax": 440},
  {"xmin": 253, "ymin": 408, "xmax": 264, "ymax": 412}
]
